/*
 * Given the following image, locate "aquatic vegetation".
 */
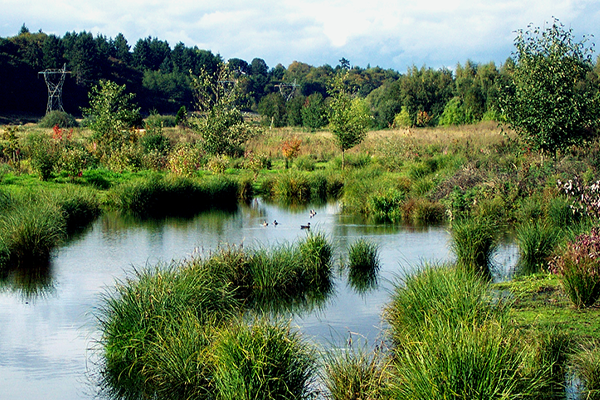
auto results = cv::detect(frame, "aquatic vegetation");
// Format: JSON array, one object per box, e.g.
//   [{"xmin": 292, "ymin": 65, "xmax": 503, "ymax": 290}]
[
  {"xmin": 515, "ymin": 220, "xmax": 562, "ymax": 275},
  {"xmin": 450, "ymin": 216, "xmax": 499, "ymax": 277},
  {"xmin": 112, "ymin": 174, "xmax": 239, "ymax": 218},
  {"xmin": 211, "ymin": 318, "xmax": 316, "ymax": 400},
  {"xmin": 321, "ymin": 343, "xmax": 388, "ymax": 400},
  {"xmin": 551, "ymin": 227, "xmax": 600, "ymax": 308}
]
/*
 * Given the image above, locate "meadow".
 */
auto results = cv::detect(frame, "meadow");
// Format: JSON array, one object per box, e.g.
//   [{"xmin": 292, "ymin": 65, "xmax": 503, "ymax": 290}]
[{"xmin": 1, "ymin": 118, "xmax": 600, "ymax": 399}]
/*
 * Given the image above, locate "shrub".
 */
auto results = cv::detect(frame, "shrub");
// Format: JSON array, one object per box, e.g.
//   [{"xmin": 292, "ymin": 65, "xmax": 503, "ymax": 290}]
[
  {"xmin": 168, "ymin": 144, "xmax": 202, "ymax": 177},
  {"xmin": 25, "ymin": 132, "xmax": 59, "ymax": 180},
  {"xmin": 38, "ymin": 111, "xmax": 78, "ymax": 128},
  {"xmin": 551, "ymin": 227, "xmax": 600, "ymax": 308}
]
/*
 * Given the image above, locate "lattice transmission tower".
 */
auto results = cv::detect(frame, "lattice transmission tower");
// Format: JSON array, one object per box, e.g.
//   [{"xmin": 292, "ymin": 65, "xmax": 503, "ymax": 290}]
[
  {"xmin": 275, "ymin": 79, "xmax": 299, "ymax": 101},
  {"xmin": 38, "ymin": 64, "xmax": 70, "ymax": 114}
]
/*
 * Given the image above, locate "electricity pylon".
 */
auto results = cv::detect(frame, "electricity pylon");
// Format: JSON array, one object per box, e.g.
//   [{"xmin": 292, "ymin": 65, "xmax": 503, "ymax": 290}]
[{"xmin": 38, "ymin": 64, "xmax": 70, "ymax": 114}]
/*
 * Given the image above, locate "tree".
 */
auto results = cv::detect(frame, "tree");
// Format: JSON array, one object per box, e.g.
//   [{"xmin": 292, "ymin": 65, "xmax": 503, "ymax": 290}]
[
  {"xmin": 501, "ymin": 19, "xmax": 600, "ymax": 155},
  {"xmin": 82, "ymin": 80, "xmax": 141, "ymax": 156},
  {"xmin": 328, "ymin": 73, "xmax": 371, "ymax": 169},
  {"xmin": 190, "ymin": 62, "xmax": 259, "ymax": 157}
]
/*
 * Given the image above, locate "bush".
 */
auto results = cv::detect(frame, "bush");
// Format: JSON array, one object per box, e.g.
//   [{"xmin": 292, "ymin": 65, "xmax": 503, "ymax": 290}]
[
  {"xmin": 551, "ymin": 227, "xmax": 600, "ymax": 308},
  {"xmin": 168, "ymin": 144, "xmax": 203, "ymax": 177},
  {"xmin": 38, "ymin": 111, "xmax": 78, "ymax": 128},
  {"xmin": 25, "ymin": 132, "xmax": 59, "ymax": 180}
]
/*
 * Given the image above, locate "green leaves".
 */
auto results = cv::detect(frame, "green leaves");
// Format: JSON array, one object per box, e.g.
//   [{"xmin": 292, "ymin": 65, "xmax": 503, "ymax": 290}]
[{"xmin": 501, "ymin": 19, "xmax": 600, "ymax": 154}]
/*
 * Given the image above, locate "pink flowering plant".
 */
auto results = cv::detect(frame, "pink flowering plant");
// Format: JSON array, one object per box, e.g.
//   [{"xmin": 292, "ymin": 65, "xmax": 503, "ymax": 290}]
[
  {"xmin": 551, "ymin": 227, "xmax": 600, "ymax": 308},
  {"xmin": 557, "ymin": 177, "xmax": 600, "ymax": 219}
]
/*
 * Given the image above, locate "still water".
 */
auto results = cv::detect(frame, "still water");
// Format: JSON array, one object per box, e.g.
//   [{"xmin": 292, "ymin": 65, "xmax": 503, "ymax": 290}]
[{"xmin": 0, "ymin": 199, "xmax": 518, "ymax": 400}]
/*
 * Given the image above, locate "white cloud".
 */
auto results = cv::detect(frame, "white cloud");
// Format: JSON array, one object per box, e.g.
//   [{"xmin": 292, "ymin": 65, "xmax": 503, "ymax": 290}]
[{"xmin": 1, "ymin": 0, "xmax": 599, "ymax": 70}]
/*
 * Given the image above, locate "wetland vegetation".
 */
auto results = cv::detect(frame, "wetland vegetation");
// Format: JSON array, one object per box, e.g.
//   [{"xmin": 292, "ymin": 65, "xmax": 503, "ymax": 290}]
[{"xmin": 2, "ymin": 19, "xmax": 600, "ymax": 400}]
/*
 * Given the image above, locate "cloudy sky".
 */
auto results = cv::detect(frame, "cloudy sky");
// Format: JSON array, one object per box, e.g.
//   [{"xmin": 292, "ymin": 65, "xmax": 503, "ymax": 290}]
[{"xmin": 2, "ymin": 0, "xmax": 600, "ymax": 71}]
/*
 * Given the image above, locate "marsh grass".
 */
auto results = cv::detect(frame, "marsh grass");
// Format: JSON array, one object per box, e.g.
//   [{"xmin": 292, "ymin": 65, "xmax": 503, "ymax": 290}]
[
  {"xmin": 113, "ymin": 174, "xmax": 238, "ymax": 218},
  {"xmin": 450, "ymin": 216, "xmax": 499, "ymax": 277},
  {"xmin": 321, "ymin": 344, "xmax": 388, "ymax": 400},
  {"xmin": 0, "ymin": 201, "xmax": 66, "ymax": 266},
  {"xmin": 97, "ymin": 263, "xmax": 241, "ymax": 398},
  {"xmin": 385, "ymin": 264, "xmax": 502, "ymax": 343},
  {"xmin": 211, "ymin": 317, "xmax": 317, "ymax": 400},
  {"xmin": 515, "ymin": 220, "xmax": 562, "ymax": 275},
  {"xmin": 385, "ymin": 264, "xmax": 557, "ymax": 399},
  {"xmin": 572, "ymin": 341, "xmax": 600, "ymax": 400},
  {"xmin": 346, "ymin": 239, "xmax": 381, "ymax": 293},
  {"xmin": 388, "ymin": 319, "xmax": 550, "ymax": 400},
  {"xmin": 298, "ymin": 230, "xmax": 334, "ymax": 287}
]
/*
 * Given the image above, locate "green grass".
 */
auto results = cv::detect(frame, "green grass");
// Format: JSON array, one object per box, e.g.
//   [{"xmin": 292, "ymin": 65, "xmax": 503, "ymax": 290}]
[
  {"xmin": 572, "ymin": 341, "xmax": 600, "ymax": 400},
  {"xmin": 321, "ymin": 344, "xmax": 388, "ymax": 400},
  {"xmin": 515, "ymin": 220, "xmax": 562, "ymax": 275},
  {"xmin": 211, "ymin": 317, "xmax": 316, "ymax": 400},
  {"xmin": 346, "ymin": 239, "xmax": 381, "ymax": 293},
  {"xmin": 450, "ymin": 216, "xmax": 500, "ymax": 277}
]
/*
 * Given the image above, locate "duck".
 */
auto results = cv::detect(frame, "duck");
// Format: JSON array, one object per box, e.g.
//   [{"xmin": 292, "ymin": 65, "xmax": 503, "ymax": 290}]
[
  {"xmin": 273, "ymin": 220, "xmax": 279, "ymax": 226},
  {"xmin": 309, "ymin": 209, "xmax": 317, "ymax": 218},
  {"xmin": 300, "ymin": 222, "xmax": 311, "ymax": 229},
  {"xmin": 262, "ymin": 220, "xmax": 268, "ymax": 227}
]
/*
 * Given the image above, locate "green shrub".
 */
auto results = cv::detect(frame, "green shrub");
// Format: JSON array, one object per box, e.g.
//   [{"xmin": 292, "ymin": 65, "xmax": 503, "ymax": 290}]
[
  {"xmin": 38, "ymin": 110, "xmax": 78, "ymax": 128},
  {"xmin": 25, "ymin": 132, "xmax": 59, "ymax": 180},
  {"xmin": 367, "ymin": 188, "xmax": 404, "ymax": 223},
  {"xmin": 168, "ymin": 144, "xmax": 202, "ymax": 177},
  {"xmin": 145, "ymin": 113, "xmax": 177, "ymax": 128},
  {"xmin": 295, "ymin": 155, "xmax": 315, "ymax": 171},
  {"xmin": 274, "ymin": 170, "xmax": 312, "ymax": 204}
]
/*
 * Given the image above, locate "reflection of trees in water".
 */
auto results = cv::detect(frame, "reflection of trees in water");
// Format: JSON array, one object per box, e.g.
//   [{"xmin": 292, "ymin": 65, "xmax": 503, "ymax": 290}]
[{"xmin": 0, "ymin": 259, "xmax": 55, "ymax": 300}]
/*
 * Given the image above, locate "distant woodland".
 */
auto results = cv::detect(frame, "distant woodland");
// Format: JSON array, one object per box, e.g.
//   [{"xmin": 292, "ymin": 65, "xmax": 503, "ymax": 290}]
[{"xmin": 3, "ymin": 24, "xmax": 600, "ymax": 129}]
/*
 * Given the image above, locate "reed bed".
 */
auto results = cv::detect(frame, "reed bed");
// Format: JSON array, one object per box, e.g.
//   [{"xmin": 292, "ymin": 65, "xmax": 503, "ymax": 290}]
[
  {"xmin": 572, "ymin": 341, "xmax": 600, "ymax": 400},
  {"xmin": 112, "ymin": 174, "xmax": 239, "ymax": 218}
]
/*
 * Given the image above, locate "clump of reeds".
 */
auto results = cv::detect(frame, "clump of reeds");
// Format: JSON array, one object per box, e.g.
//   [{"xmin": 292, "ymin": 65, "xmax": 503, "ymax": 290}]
[
  {"xmin": 96, "ymin": 263, "xmax": 241, "ymax": 397},
  {"xmin": 211, "ymin": 317, "xmax": 316, "ymax": 400},
  {"xmin": 298, "ymin": 230, "xmax": 333, "ymax": 287},
  {"xmin": 321, "ymin": 344, "xmax": 388, "ymax": 400},
  {"xmin": 385, "ymin": 264, "xmax": 501, "ymax": 341},
  {"xmin": 515, "ymin": 220, "xmax": 562, "ymax": 275},
  {"xmin": 50, "ymin": 186, "xmax": 101, "ymax": 232},
  {"xmin": 572, "ymin": 341, "xmax": 600, "ymax": 400},
  {"xmin": 450, "ymin": 216, "xmax": 499, "ymax": 277},
  {"xmin": 346, "ymin": 239, "xmax": 381, "ymax": 293},
  {"xmin": 384, "ymin": 264, "xmax": 557, "ymax": 399},
  {"xmin": 0, "ymin": 202, "xmax": 66, "ymax": 266}
]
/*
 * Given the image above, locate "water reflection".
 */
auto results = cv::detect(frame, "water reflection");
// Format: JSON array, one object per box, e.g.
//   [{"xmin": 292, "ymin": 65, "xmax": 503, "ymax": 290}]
[{"xmin": 0, "ymin": 259, "xmax": 55, "ymax": 300}]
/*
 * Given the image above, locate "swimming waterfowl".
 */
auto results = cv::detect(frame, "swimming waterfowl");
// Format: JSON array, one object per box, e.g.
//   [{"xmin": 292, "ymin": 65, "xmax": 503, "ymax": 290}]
[
  {"xmin": 300, "ymin": 222, "xmax": 311, "ymax": 229},
  {"xmin": 262, "ymin": 220, "xmax": 268, "ymax": 227},
  {"xmin": 273, "ymin": 220, "xmax": 279, "ymax": 226}
]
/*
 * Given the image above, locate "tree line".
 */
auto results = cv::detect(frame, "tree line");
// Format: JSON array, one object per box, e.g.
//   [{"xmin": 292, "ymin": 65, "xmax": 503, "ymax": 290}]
[{"xmin": 2, "ymin": 23, "xmax": 600, "ymax": 134}]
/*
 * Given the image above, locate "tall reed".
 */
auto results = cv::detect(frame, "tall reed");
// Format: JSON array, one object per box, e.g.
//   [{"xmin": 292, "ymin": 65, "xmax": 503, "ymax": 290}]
[
  {"xmin": 450, "ymin": 216, "xmax": 499, "ymax": 277},
  {"xmin": 515, "ymin": 220, "xmax": 562, "ymax": 275},
  {"xmin": 211, "ymin": 317, "xmax": 317, "ymax": 400},
  {"xmin": 346, "ymin": 239, "xmax": 381, "ymax": 293},
  {"xmin": 321, "ymin": 344, "xmax": 388, "ymax": 400}
]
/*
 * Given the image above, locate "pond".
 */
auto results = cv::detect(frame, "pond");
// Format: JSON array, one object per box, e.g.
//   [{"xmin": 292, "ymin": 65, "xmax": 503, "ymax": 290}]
[{"xmin": 0, "ymin": 199, "xmax": 519, "ymax": 400}]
